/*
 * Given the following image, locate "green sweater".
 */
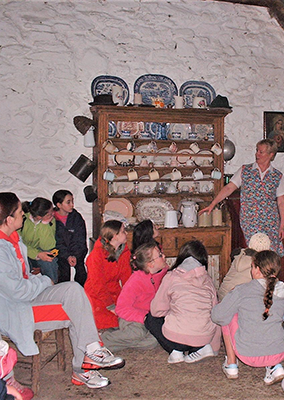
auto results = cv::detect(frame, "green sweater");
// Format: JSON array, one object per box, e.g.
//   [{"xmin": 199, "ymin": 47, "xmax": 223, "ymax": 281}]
[{"xmin": 19, "ymin": 213, "xmax": 56, "ymax": 259}]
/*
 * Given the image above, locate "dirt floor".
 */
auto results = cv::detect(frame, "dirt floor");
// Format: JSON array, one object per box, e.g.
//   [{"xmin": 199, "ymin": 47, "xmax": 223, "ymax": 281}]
[{"xmin": 13, "ymin": 330, "xmax": 284, "ymax": 400}]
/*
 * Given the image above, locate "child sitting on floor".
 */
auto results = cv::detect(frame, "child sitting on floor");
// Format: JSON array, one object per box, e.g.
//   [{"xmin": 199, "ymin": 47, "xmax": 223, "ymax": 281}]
[
  {"xmin": 212, "ymin": 250, "xmax": 284, "ymax": 388},
  {"xmin": 101, "ymin": 241, "xmax": 168, "ymax": 351},
  {"xmin": 218, "ymin": 232, "xmax": 271, "ymax": 301},
  {"xmin": 145, "ymin": 240, "xmax": 220, "ymax": 364}
]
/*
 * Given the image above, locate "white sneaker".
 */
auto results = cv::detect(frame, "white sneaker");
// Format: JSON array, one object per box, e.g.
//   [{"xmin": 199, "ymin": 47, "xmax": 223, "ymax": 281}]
[
  {"xmin": 264, "ymin": 364, "xmax": 284, "ymax": 386},
  {"xmin": 168, "ymin": 350, "xmax": 185, "ymax": 364},
  {"xmin": 72, "ymin": 370, "xmax": 109, "ymax": 388},
  {"xmin": 222, "ymin": 356, "xmax": 238, "ymax": 379},
  {"xmin": 82, "ymin": 346, "xmax": 125, "ymax": 370},
  {"xmin": 184, "ymin": 344, "xmax": 214, "ymax": 364}
]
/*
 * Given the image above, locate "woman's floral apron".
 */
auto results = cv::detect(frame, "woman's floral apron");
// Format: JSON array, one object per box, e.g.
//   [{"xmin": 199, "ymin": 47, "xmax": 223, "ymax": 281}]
[{"xmin": 240, "ymin": 164, "xmax": 284, "ymax": 256}]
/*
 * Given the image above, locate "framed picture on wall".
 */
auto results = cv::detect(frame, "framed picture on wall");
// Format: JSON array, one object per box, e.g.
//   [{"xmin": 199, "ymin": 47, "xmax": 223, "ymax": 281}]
[{"xmin": 263, "ymin": 111, "xmax": 284, "ymax": 152}]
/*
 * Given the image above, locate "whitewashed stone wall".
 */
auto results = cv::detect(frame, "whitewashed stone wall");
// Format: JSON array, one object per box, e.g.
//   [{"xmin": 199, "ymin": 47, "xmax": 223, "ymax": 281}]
[{"xmin": 1, "ymin": 0, "xmax": 284, "ymax": 241}]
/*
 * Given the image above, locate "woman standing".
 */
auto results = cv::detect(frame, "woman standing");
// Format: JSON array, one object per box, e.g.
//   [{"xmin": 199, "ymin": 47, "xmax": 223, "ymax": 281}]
[
  {"xmin": 85, "ymin": 220, "xmax": 132, "ymax": 330},
  {"xmin": 200, "ymin": 139, "xmax": 284, "ymax": 256}
]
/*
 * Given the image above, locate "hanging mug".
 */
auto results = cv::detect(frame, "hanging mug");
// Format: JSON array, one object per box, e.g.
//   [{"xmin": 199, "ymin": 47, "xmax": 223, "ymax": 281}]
[
  {"xmin": 148, "ymin": 168, "xmax": 159, "ymax": 181},
  {"xmin": 170, "ymin": 168, "xmax": 182, "ymax": 181},
  {"xmin": 102, "ymin": 140, "xmax": 118, "ymax": 154},
  {"xmin": 211, "ymin": 168, "xmax": 222, "ymax": 180},
  {"xmin": 192, "ymin": 168, "xmax": 204, "ymax": 180},
  {"xmin": 103, "ymin": 168, "xmax": 115, "ymax": 181},
  {"xmin": 189, "ymin": 142, "xmax": 200, "ymax": 154},
  {"xmin": 127, "ymin": 168, "xmax": 138, "ymax": 181},
  {"xmin": 211, "ymin": 142, "xmax": 222, "ymax": 156}
]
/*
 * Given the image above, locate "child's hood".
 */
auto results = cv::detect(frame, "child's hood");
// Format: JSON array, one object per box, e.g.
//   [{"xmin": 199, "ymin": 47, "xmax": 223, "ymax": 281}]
[
  {"xmin": 258, "ymin": 279, "xmax": 284, "ymax": 298},
  {"xmin": 176, "ymin": 256, "xmax": 206, "ymax": 279},
  {"xmin": 234, "ymin": 249, "xmax": 252, "ymax": 272}
]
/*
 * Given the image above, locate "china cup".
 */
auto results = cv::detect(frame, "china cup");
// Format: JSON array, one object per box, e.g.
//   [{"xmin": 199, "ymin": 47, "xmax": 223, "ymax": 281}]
[
  {"xmin": 211, "ymin": 142, "xmax": 222, "ymax": 156},
  {"xmin": 192, "ymin": 168, "xmax": 203, "ymax": 180}
]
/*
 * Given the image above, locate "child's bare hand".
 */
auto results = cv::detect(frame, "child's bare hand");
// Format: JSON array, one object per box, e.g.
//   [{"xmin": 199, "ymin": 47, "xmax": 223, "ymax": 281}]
[
  {"xmin": 7, "ymin": 385, "xmax": 23, "ymax": 400},
  {"xmin": 38, "ymin": 251, "xmax": 55, "ymax": 262},
  {"xmin": 68, "ymin": 256, "xmax": 77, "ymax": 267}
]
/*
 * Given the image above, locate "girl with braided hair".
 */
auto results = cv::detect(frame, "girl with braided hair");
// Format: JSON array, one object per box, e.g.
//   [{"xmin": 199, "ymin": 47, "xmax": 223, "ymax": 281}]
[
  {"xmin": 85, "ymin": 220, "xmax": 132, "ymax": 330},
  {"xmin": 212, "ymin": 250, "xmax": 284, "ymax": 388}
]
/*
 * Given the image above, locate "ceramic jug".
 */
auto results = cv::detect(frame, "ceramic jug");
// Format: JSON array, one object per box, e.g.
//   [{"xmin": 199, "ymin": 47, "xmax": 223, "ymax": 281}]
[{"xmin": 179, "ymin": 200, "xmax": 199, "ymax": 228}]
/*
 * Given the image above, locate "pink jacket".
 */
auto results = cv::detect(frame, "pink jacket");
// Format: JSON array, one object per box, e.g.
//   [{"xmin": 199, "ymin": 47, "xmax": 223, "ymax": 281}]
[
  {"xmin": 150, "ymin": 257, "xmax": 221, "ymax": 352},
  {"xmin": 115, "ymin": 268, "xmax": 168, "ymax": 324}
]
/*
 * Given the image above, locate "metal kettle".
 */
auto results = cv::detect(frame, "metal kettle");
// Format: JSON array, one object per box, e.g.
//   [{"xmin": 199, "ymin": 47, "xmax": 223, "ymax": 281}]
[{"xmin": 179, "ymin": 200, "xmax": 199, "ymax": 228}]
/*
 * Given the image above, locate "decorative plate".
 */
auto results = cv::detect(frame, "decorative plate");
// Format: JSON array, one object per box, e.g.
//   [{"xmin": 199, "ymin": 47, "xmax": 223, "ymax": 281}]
[
  {"xmin": 169, "ymin": 123, "xmax": 192, "ymax": 140},
  {"xmin": 134, "ymin": 74, "xmax": 178, "ymax": 106},
  {"xmin": 104, "ymin": 198, "xmax": 133, "ymax": 218},
  {"xmin": 91, "ymin": 75, "xmax": 130, "ymax": 105},
  {"xmin": 135, "ymin": 198, "xmax": 174, "ymax": 225},
  {"xmin": 145, "ymin": 122, "xmax": 170, "ymax": 140},
  {"xmin": 153, "ymin": 147, "xmax": 172, "ymax": 165},
  {"xmin": 103, "ymin": 210, "xmax": 128, "ymax": 224},
  {"xmin": 134, "ymin": 145, "xmax": 155, "ymax": 165},
  {"xmin": 176, "ymin": 149, "xmax": 194, "ymax": 165},
  {"xmin": 108, "ymin": 121, "xmax": 117, "ymax": 138},
  {"xmin": 192, "ymin": 124, "xmax": 214, "ymax": 140},
  {"xmin": 114, "ymin": 150, "xmax": 135, "ymax": 166},
  {"xmin": 117, "ymin": 121, "xmax": 144, "ymax": 137},
  {"xmin": 193, "ymin": 150, "xmax": 214, "ymax": 167},
  {"xmin": 113, "ymin": 181, "xmax": 134, "ymax": 195},
  {"xmin": 179, "ymin": 81, "xmax": 216, "ymax": 108}
]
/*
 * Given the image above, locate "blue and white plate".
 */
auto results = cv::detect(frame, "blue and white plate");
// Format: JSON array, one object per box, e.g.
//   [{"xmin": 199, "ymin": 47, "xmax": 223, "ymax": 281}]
[
  {"xmin": 91, "ymin": 75, "xmax": 130, "ymax": 105},
  {"xmin": 179, "ymin": 81, "xmax": 216, "ymax": 108},
  {"xmin": 134, "ymin": 74, "xmax": 178, "ymax": 106},
  {"xmin": 108, "ymin": 121, "xmax": 117, "ymax": 138},
  {"xmin": 145, "ymin": 122, "xmax": 170, "ymax": 140}
]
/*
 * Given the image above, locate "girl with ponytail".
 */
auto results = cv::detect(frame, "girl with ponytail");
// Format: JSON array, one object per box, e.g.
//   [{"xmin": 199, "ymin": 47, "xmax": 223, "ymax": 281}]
[{"xmin": 212, "ymin": 250, "xmax": 284, "ymax": 389}]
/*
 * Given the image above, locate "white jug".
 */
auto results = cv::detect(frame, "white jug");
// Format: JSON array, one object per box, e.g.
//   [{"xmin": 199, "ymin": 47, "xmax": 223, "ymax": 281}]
[{"xmin": 179, "ymin": 200, "xmax": 198, "ymax": 228}]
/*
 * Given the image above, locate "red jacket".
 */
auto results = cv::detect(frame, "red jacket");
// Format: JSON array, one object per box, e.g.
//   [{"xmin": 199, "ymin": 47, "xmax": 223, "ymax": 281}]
[{"xmin": 85, "ymin": 238, "xmax": 131, "ymax": 329}]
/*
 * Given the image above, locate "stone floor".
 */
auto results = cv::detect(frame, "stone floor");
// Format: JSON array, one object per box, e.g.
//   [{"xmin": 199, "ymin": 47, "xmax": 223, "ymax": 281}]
[{"xmin": 14, "ymin": 330, "xmax": 284, "ymax": 400}]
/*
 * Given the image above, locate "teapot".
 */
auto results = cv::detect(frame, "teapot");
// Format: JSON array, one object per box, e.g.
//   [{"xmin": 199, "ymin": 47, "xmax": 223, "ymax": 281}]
[{"xmin": 179, "ymin": 200, "xmax": 199, "ymax": 228}]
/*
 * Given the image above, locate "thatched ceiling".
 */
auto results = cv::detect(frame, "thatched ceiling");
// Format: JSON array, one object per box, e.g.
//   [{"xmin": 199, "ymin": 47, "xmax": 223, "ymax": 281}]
[{"xmin": 208, "ymin": 0, "xmax": 284, "ymax": 29}]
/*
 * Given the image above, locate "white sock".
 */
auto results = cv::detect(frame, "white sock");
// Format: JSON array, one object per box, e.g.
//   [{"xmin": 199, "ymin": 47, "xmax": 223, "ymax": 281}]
[{"xmin": 86, "ymin": 341, "xmax": 101, "ymax": 353}]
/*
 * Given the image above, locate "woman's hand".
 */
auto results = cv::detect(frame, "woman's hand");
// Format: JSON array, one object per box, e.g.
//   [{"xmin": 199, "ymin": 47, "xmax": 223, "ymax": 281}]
[
  {"xmin": 199, "ymin": 203, "xmax": 214, "ymax": 216},
  {"xmin": 37, "ymin": 251, "xmax": 55, "ymax": 262}
]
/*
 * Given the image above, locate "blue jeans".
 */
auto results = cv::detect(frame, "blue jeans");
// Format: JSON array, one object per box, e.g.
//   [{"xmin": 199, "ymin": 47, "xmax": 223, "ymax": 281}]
[{"xmin": 28, "ymin": 257, "xmax": 59, "ymax": 283}]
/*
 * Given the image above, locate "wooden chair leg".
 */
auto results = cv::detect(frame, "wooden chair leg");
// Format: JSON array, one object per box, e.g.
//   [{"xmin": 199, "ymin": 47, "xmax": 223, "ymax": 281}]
[
  {"xmin": 32, "ymin": 330, "xmax": 42, "ymax": 395},
  {"xmin": 55, "ymin": 329, "xmax": 66, "ymax": 371}
]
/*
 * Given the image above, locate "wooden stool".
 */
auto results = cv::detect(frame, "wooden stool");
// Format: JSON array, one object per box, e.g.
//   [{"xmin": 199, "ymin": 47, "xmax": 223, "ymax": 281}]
[{"xmin": 3, "ymin": 329, "xmax": 66, "ymax": 395}]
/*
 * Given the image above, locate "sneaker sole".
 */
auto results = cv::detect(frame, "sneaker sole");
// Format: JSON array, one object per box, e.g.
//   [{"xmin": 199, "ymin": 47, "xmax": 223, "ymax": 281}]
[
  {"xmin": 168, "ymin": 359, "xmax": 185, "ymax": 364},
  {"xmin": 82, "ymin": 359, "xmax": 125, "ymax": 371},
  {"xmin": 264, "ymin": 373, "xmax": 284, "ymax": 386},
  {"xmin": 184, "ymin": 354, "xmax": 214, "ymax": 364},
  {"xmin": 222, "ymin": 369, "xmax": 238, "ymax": 380},
  {"xmin": 71, "ymin": 377, "xmax": 109, "ymax": 389}
]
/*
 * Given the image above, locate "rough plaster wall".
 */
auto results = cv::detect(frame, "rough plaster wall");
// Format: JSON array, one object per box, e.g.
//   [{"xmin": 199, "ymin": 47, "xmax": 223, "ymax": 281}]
[{"xmin": 0, "ymin": 0, "xmax": 284, "ymax": 240}]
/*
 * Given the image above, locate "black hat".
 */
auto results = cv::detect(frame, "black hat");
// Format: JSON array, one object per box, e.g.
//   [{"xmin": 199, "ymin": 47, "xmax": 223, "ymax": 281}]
[
  {"xmin": 73, "ymin": 116, "xmax": 94, "ymax": 135},
  {"xmin": 209, "ymin": 95, "xmax": 232, "ymax": 109},
  {"xmin": 89, "ymin": 94, "xmax": 117, "ymax": 106}
]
